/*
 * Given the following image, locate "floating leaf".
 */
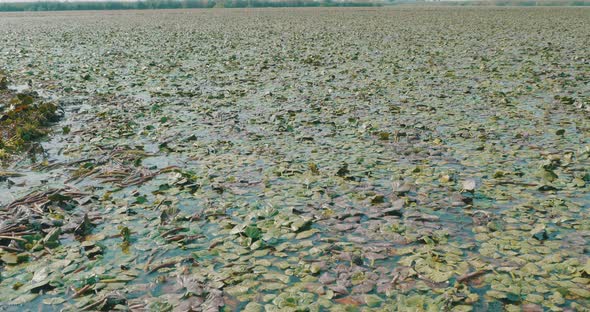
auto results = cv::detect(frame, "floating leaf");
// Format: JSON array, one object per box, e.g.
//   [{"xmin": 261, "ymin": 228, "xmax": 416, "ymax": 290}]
[{"xmin": 244, "ymin": 225, "xmax": 261, "ymax": 241}]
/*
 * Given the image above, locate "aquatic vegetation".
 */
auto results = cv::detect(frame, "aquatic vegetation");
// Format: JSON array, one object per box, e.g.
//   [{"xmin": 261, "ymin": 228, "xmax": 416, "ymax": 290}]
[
  {"xmin": 0, "ymin": 77, "xmax": 61, "ymax": 164},
  {"xmin": 0, "ymin": 7, "xmax": 588, "ymax": 312}
]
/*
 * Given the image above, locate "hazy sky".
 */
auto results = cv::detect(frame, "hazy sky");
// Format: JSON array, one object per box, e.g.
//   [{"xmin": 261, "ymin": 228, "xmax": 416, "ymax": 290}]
[{"xmin": 0, "ymin": 0, "xmax": 142, "ymax": 2}]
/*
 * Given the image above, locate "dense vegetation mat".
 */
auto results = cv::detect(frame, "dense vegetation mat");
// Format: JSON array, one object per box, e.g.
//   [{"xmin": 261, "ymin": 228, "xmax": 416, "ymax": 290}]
[{"xmin": 0, "ymin": 7, "xmax": 588, "ymax": 312}]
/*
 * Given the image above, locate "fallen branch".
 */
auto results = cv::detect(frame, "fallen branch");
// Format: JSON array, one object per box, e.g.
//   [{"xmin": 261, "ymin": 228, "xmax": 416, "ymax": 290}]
[
  {"xmin": 71, "ymin": 284, "xmax": 93, "ymax": 298},
  {"xmin": 80, "ymin": 297, "xmax": 107, "ymax": 311},
  {"xmin": 148, "ymin": 259, "xmax": 181, "ymax": 274},
  {"xmin": 0, "ymin": 245, "xmax": 23, "ymax": 252},
  {"xmin": 160, "ymin": 227, "xmax": 186, "ymax": 238},
  {"xmin": 0, "ymin": 235, "xmax": 27, "ymax": 242},
  {"xmin": 457, "ymin": 270, "xmax": 489, "ymax": 283},
  {"xmin": 143, "ymin": 249, "xmax": 160, "ymax": 271},
  {"xmin": 391, "ymin": 273, "xmax": 401, "ymax": 285}
]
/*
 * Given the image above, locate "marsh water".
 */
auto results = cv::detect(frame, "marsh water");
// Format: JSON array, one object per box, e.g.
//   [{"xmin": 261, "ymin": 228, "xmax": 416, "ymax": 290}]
[{"xmin": 0, "ymin": 7, "xmax": 589, "ymax": 312}]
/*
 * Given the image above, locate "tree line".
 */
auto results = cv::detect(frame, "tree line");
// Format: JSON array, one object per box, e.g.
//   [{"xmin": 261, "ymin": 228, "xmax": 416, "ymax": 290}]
[{"xmin": 0, "ymin": 0, "xmax": 381, "ymax": 12}]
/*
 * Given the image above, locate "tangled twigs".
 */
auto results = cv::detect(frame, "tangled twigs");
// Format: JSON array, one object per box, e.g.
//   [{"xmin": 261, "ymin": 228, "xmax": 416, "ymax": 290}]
[
  {"xmin": 0, "ymin": 186, "xmax": 89, "ymax": 251},
  {"xmin": 118, "ymin": 165, "xmax": 180, "ymax": 187},
  {"xmin": 2, "ymin": 186, "xmax": 87, "ymax": 211}
]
